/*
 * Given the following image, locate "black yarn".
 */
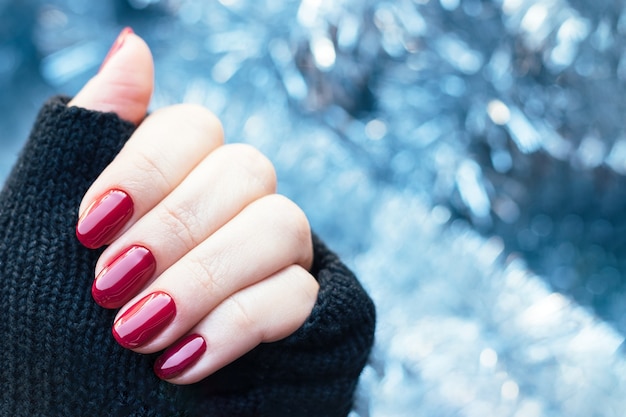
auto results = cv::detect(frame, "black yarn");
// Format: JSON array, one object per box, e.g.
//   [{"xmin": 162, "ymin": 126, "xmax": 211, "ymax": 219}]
[{"xmin": 0, "ymin": 96, "xmax": 376, "ymax": 417}]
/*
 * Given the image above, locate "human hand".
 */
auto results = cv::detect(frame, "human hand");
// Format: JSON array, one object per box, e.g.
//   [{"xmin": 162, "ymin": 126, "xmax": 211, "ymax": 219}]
[{"xmin": 70, "ymin": 29, "xmax": 319, "ymax": 384}]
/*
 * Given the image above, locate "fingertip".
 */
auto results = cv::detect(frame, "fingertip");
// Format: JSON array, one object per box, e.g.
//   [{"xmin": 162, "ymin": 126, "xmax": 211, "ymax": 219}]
[
  {"xmin": 153, "ymin": 334, "xmax": 207, "ymax": 382},
  {"xmin": 69, "ymin": 29, "xmax": 154, "ymax": 125}
]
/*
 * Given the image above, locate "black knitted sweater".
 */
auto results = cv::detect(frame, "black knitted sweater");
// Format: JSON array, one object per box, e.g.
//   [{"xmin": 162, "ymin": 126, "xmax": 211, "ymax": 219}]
[{"xmin": 0, "ymin": 96, "xmax": 376, "ymax": 417}]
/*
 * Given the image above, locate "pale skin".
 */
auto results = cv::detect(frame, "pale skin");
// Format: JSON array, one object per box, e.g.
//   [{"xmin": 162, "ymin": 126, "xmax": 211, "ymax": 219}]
[{"xmin": 69, "ymin": 31, "xmax": 319, "ymax": 384}]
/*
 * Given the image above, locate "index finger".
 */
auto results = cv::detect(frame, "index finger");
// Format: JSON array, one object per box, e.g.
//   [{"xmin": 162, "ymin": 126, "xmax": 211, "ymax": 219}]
[{"xmin": 76, "ymin": 104, "xmax": 223, "ymax": 249}]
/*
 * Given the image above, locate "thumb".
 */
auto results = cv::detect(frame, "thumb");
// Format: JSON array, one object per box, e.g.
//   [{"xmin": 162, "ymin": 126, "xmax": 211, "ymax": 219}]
[{"xmin": 69, "ymin": 28, "xmax": 154, "ymax": 125}]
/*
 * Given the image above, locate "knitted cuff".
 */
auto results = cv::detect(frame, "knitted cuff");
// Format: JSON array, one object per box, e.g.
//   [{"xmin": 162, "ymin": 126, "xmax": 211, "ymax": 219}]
[
  {"xmin": 2, "ymin": 96, "xmax": 134, "ymax": 195},
  {"xmin": 0, "ymin": 96, "xmax": 185, "ymax": 417}
]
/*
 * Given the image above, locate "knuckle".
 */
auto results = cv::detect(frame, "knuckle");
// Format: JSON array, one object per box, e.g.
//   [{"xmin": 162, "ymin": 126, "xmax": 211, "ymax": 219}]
[
  {"xmin": 161, "ymin": 104, "xmax": 225, "ymax": 147},
  {"xmin": 186, "ymin": 251, "xmax": 229, "ymax": 299},
  {"xmin": 286, "ymin": 265, "xmax": 319, "ymax": 307},
  {"xmin": 125, "ymin": 146, "xmax": 174, "ymax": 192},
  {"xmin": 221, "ymin": 144, "xmax": 277, "ymax": 193},
  {"xmin": 158, "ymin": 200, "xmax": 202, "ymax": 251},
  {"xmin": 223, "ymin": 294, "xmax": 261, "ymax": 340},
  {"xmin": 265, "ymin": 195, "xmax": 312, "ymax": 258}
]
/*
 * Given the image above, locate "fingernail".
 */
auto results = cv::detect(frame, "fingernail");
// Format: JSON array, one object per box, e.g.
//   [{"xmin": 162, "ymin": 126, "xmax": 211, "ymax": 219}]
[
  {"xmin": 76, "ymin": 189, "xmax": 134, "ymax": 249},
  {"xmin": 154, "ymin": 334, "xmax": 207, "ymax": 380},
  {"xmin": 93, "ymin": 246, "xmax": 157, "ymax": 309},
  {"xmin": 112, "ymin": 291, "xmax": 176, "ymax": 349},
  {"xmin": 100, "ymin": 27, "xmax": 134, "ymax": 72}
]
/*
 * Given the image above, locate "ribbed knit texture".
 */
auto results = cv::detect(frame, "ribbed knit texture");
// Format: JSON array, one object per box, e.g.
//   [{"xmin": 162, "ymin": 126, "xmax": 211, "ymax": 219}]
[{"xmin": 0, "ymin": 96, "xmax": 375, "ymax": 417}]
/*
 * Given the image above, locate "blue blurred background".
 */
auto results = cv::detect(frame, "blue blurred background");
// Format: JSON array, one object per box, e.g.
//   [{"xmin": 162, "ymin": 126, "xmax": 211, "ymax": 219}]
[{"xmin": 2, "ymin": 0, "xmax": 626, "ymax": 415}]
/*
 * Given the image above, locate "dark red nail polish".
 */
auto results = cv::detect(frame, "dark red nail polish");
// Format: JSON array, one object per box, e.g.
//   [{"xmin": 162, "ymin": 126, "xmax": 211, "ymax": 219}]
[
  {"xmin": 154, "ymin": 334, "xmax": 207, "ymax": 380},
  {"xmin": 76, "ymin": 189, "xmax": 134, "ymax": 249},
  {"xmin": 93, "ymin": 246, "xmax": 157, "ymax": 309},
  {"xmin": 112, "ymin": 291, "xmax": 176, "ymax": 349},
  {"xmin": 100, "ymin": 27, "xmax": 133, "ymax": 72}
]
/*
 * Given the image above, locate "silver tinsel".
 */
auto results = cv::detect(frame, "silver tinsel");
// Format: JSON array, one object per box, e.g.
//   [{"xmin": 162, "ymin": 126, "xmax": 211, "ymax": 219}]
[{"xmin": 2, "ymin": 0, "xmax": 626, "ymax": 415}]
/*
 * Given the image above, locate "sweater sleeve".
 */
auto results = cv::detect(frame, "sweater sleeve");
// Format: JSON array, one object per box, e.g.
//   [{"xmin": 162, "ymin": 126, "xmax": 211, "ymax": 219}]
[{"xmin": 0, "ymin": 96, "xmax": 376, "ymax": 417}]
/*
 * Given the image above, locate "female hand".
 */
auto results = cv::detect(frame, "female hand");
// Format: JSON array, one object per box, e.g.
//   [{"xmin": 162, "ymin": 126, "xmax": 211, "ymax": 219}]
[{"xmin": 70, "ymin": 29, "xmax": 319, "ymax": 384}]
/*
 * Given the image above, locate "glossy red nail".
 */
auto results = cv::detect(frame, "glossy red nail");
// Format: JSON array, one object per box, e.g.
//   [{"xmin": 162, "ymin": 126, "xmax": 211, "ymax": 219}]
[
  {"xmin": 154, "ymin": 334, "xmax": 207, "ymax": 380},
  {"xmin": 93, "ymin": 246, "xmax": 157, "ymax": 309},
  {"xmin": 112, "ymin": 291, "xmax": 176, "ymax": 349},
  {"xmin": 100, "ymin": 27, "xmax": 133, "ymax": 72},
  {"xmin": 76, "ymin": 189, "xmax": 134, "ymax": 249}
]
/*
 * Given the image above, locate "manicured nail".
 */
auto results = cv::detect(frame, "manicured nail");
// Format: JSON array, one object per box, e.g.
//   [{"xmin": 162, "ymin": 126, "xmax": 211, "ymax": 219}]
[
  {"xmin": 154, "ymin": 334, "xmax": 207, "ymax": 380},
  {"xmin": 100, "ymin": 27, "xmax": 134, "ymax": 72},
  {"xmin": 93, "ymin": 246, "xmax": 157, "ymax": 309},
  {"xmin": 76, "ymin": 189, "xmax": 134, "ymax": 249},
  {"xmin": 112, "ymin": 291, "xmax": 176, "ymax": 349}
]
